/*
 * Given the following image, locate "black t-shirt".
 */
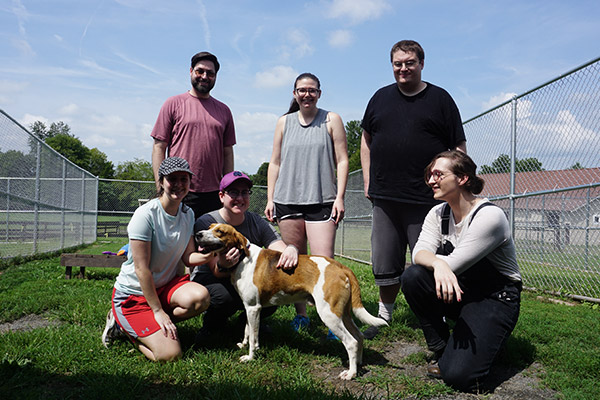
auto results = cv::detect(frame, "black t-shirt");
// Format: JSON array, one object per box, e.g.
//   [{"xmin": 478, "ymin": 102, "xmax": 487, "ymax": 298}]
[{"xmin": 361, "ymin": 82, "xmax": 466, "ymax": 204}]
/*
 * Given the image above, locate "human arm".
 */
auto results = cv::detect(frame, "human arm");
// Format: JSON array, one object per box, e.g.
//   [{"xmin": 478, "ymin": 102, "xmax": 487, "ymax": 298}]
[
  {"xmin": 455, "ymin": 140, "xmax": 467, "ymax": 153},
  {"xmin": 265, "ymin": 116, "xmax": 285, "ymax": 222},
  {"xmin": 360, "ymin": 130, "xmax": 372, "ymax": 199},
  {"xmin": 131, "ymin": 239, "xmax": 179, "ymax": 339},
  {"xmin": 328, "ymin": 112, "xmax": 349, "ymax": 224},
  {"xmin": 412, "ymin": 207, "xmax": 463, "ymax": 303},
  {"xmin": 223, "ymin": 145, "xmax": 234, "ymax": 175},
  {"xmin": 152, "ymin": 139, "xmax": 168, "ymax": 190},
  {"xmin": 268, "ymin": 240, "xmax": 299, "ymax": 270}
]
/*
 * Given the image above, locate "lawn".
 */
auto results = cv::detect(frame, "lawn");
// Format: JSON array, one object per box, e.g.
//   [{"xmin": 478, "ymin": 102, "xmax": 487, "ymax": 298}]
[{"xmin": 1, "ymin": 238, "xmax": 599, "ymax": 399}]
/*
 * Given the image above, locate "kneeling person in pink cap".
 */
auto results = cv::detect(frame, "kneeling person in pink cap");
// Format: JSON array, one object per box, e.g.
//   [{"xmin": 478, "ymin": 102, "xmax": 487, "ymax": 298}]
[{"xmin": 191, "ymin": 171, "xmax": 299, "ymax": 343}]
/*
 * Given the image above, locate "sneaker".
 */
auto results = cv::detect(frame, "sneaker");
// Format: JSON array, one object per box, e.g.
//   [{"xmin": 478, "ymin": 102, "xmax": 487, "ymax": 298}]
[
  {"xmin": 101, "ymin": 309, "xmax": 122, "ymax": 348},
  {"xmin": 426, "ymin": 350, "xmax": 444, "ymax": 379},
  {"xmin": 326, "ymin": 329, "xmax": 340, "ymax": 341},
  {"xmin": 362, "ymin": 315, "xmax": 389, "ymax": 340},
  {"xmin": 291, "ymin": 315, "xmax": 310, "ymax": 332}
]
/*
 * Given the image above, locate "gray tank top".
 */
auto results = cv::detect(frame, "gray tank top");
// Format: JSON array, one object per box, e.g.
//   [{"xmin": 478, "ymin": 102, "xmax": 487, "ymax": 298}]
[{"xmin": 273, "ymin": 108, "xmax": 337, "ymax": 205}]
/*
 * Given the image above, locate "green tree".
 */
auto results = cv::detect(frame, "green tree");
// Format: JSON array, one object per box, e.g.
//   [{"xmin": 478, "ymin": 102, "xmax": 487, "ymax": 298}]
[
  {"xmin": 115, "ymin": 158, "xmax": 154, "ymax": 181},
  {"xmin": 89, "ymin": 148, "xmax": 115, "ymax": 178},
  {"xmin": 480, "ymin": 154, "xmax": 543, "ymax": 174},
  {"xmin": 251, "ymin": 162, "xmax": 269, "ymax": 186},
  {"xmin": 0, "ymin": 150, "xmax": 35, "ymax": 177},
  {"xmin": 45, "ymin": 134, "xmax": 91, "ymax": 169},
  {"xmin": 570, "ymin": 162, "xmax": 584, "ymax": 170},
  {"xmin": 345, "ymin": 120, "xmax": 363, "ymax": 172}
]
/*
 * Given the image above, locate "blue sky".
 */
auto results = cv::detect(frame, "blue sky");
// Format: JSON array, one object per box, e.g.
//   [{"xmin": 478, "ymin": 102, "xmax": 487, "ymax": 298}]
[{"xmin": 1, "ymin": 0, "xmax": 599, "ymax": 175}]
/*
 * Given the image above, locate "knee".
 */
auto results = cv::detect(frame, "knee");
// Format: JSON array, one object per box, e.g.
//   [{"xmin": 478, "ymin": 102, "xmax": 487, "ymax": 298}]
[
  {"xmin": 440, "ymin": 363, "xmax": 479, "ymax": 392},
  {"xmin": 193, "ymin": 286, "xmax": 211, "ymax": 312},
  {"xmin": 400, "ymin": 264, "xmax": 428, "ymax": 293},
  {"xmin": 154, "ymin": 347, "xmax": 183, "ymax": 362}
]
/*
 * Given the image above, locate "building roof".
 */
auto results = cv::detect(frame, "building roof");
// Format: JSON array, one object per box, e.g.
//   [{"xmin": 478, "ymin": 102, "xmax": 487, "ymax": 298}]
[{"xmin": 480, "ymin": 168, "xmax": 600, "ymax": 212}]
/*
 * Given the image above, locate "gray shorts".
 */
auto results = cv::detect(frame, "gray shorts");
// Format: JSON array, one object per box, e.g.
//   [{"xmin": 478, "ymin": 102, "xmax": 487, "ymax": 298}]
[{"xmin": 371, "ymin": 199, "xmax": 434, "ymax": 286}]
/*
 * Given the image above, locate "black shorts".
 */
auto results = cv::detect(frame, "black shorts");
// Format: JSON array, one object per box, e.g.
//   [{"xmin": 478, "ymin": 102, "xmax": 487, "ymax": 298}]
[{"xmin": 274, "ymin": 202, "xmax": 333, "ymax": 222}]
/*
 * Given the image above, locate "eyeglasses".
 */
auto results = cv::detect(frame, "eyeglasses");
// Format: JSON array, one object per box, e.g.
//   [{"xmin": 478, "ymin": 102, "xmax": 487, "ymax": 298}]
[
  {"xmin": 225, "ymin": 189, "xmax": 252, "ymax": 198},
  {"xmin": 393, "ymin": 60, "xmax": 419, "ymax": 69},
  {"xmin": 295, "ymin": 87, "xmax": 321, "ymax": 95},
  {"xmin": 193, "ymin": 68, "xmax": 216, "ymax": 78},
  {"xmin": 429, "ymin": 170, "xmax": 454, "ymax": 182}
]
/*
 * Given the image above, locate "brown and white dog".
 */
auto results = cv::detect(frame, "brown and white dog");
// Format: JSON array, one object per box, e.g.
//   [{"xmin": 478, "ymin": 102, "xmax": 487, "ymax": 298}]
[{"xmin": 195, "ymin": 223, "xmax": 388, "ymax": 380}]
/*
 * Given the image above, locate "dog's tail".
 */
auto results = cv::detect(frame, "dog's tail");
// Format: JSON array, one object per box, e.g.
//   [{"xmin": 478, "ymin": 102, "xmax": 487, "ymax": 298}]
[{"xmin": 345, "ymin": 268, "xmax": 389, "ymax": 327}]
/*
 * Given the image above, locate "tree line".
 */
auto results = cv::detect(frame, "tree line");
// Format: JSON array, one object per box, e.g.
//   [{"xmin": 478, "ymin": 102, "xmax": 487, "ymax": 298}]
[{"xmin": 11, "ymin": 120, "xmax": 585, "ymax": 185}]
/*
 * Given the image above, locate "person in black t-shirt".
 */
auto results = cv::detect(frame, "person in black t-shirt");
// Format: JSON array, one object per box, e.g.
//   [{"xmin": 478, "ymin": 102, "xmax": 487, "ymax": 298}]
[{"xmin": 360, "ymin": 40, "xmax": 467, "ymax": 339}]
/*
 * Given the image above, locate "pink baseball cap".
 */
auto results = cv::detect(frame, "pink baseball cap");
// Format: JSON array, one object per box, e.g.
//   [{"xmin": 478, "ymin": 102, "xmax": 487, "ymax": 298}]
[{"xmin": 219, "ymin": 171, "xmax": 253, "ymax": 191}]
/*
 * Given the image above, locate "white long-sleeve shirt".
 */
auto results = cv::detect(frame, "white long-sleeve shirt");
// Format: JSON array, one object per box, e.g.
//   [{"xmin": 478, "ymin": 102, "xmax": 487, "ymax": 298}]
[{"xmin": 412, "ymin": 199, "xmax": 521, "ymax": 282}]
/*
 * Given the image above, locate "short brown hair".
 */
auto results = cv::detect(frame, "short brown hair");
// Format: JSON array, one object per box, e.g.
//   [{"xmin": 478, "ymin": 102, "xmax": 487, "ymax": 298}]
[
  {"xmin": 390, "ymin": 40, "xmax": 425, "ymax": 63},
  {"xmin": 425, "ymin": 150, "xmax": 485, "ymax": 195}
]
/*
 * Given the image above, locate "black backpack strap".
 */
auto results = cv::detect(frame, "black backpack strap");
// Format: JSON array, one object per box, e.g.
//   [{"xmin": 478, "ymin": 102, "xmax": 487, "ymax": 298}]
[
  {"xmin": 441, "ymin": 203, "xmax": 451, "ymax": 235},
  {"xmin": 468, "ymin": 202, "xmax": 498, "ymax": 226}
]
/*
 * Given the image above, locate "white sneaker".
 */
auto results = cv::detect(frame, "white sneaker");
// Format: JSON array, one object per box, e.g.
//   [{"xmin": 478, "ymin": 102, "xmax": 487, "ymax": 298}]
[{"xmin": 101, "ymin": 309, "xmax": 120, "ymax": 348}]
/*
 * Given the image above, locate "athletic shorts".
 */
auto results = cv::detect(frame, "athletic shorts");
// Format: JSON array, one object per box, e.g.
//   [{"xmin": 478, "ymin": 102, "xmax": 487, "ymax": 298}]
[
  {"xmin": 371, "ymin": 199, "xmax": 434, "ymax": 286},
  {"xmin": 274, "ymin": 202, "xmax": 333, "ymax": 222},
  {"xmin": 112, "ymin": 274, "xmax": 190, "ymax": 339}
]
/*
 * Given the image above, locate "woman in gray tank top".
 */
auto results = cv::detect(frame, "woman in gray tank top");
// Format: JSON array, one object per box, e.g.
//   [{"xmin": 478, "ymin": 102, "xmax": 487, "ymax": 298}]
[{"xmin": 265, "ymin": 73, "xmax": 349, "ymax": 333}]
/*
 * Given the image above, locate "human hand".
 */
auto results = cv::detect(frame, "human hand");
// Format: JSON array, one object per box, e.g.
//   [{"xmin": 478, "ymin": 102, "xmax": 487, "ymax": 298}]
[
  {"xmin": 218, "ymin": 247, "xmax": 241, "ymax": 270},
  {"xmin": 277, "ymin": 244, "xmax": 298, "ymax": 270},
  {"xmin": 331, "ymin": 198, "xmax": 345, "ymax": 224},
  {"xmin": 432, "ymin": 260, "xmax": 463, "ymax": 303},
  {"xmin": 154, "ymin": 309, "xmax": 177, "ymax": 340},
  {"xmin": 264, "ymin": 201, "xmax": 275, "ymax": 222}
]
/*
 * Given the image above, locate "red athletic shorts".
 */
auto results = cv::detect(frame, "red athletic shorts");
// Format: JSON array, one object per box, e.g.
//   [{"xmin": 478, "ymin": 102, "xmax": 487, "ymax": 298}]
[{"xmin": 112, "ymin": 274, "xmax": 190, "ymax": 338}]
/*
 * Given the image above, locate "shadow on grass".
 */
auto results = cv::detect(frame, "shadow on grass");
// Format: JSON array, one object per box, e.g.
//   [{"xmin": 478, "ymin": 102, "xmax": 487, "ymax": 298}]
[{"xmin": 0, "ymin": 360, "xmax": 362, "ymax": 400}]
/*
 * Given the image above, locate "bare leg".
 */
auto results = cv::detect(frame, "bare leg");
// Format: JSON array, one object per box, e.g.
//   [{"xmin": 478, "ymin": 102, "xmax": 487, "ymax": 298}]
[{"xmin": 278, "ymin": 218, "xmax": 309, "ymax": 317}]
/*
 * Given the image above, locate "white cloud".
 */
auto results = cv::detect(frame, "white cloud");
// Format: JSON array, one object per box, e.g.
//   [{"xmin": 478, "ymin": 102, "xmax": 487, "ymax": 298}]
[
  {"xmin": 19, "ymin": 113, "xmax": 48, "ymax": 127},
  {"xmin": 327, "ymin": 0, "xmax": 391, "ymax": 24},
  {"xmin": 328, "ymin": 29, "xmax": 353, "ymax": 48},
  {"xmin": 234, "ymin": 112, "xmax": 280, "ymax": 173},
  {"xmin": 482, "ymin": 92, "xmax": 516, "ymax": 111},
  {"xmin": 255, "ymin": 66, "xmax": 298, "ymax": 88},
  {"xmin": 59, "ymin": 103, "xmax": 79, "ymax": 115},
  {"xmin": 236, "ymin": 112, "xmax": 279, "ymax": 134}
]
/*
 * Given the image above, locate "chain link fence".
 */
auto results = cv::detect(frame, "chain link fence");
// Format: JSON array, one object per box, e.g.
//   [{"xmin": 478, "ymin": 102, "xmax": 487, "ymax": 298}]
[
  {"xmin": 0, "ymin": 110, "xmax": 97, "ymax": 259},
  {"xmin": 337, "ymin": 57, "xmax": 600, "ymax": 302}
]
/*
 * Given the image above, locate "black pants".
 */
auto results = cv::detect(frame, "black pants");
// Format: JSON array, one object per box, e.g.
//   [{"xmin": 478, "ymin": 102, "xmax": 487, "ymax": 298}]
[
  {"xmin": 401, "ymin": 262, "xmax": 521, "ymax": 392},
  {"xmin": 183, "ymin": 191, "xmax": 221, "ymax": 220},
  {"xmin": 192, "ymin": 265, "xmax": 276, "ymax": 330}
]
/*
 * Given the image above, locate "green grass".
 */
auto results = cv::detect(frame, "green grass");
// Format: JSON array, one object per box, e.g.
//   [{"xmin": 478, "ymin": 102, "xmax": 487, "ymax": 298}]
[{"xmin": 1, "ymin": 242, "xmax": 599, "ymax": 399}]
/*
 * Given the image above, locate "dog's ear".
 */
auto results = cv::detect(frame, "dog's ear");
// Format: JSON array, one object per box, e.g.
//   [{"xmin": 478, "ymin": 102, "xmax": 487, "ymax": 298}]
[{"xmin": 234, "ymin": 230, "xmax": 250, "ymax": 257}]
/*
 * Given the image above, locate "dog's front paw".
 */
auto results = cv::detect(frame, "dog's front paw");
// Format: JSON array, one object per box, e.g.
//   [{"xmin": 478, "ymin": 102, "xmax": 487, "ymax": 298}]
[
  {"xmin": 338, "ymin": 369, "xmax": 357, "ymax": 380},
  {"xmin": 239, "ymin": 354, "xmax": 253, "ymax": 362}
]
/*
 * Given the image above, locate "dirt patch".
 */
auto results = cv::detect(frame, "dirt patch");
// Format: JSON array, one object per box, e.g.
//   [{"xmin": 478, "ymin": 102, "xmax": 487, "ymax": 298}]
[
  {"xmin": 0, "ymin": 314, "xmax": 61, "ymax": 333},
  {"xmin": 312, "ymin": 340, "xmax": 557, "ymax": 399}
]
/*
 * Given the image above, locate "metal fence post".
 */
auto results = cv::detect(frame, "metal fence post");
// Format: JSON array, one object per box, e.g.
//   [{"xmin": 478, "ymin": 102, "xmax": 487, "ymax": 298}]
[
  {"xmin": 60, "ymin": 159, "xmax": 66, "ymax": 249},
  {"xmin": 509, "ymin": 96, "xmax": 517, "ymax": 237},
  {"xmin": 33, "ymin": 141, "xmax": 41, "ymax": 253}
]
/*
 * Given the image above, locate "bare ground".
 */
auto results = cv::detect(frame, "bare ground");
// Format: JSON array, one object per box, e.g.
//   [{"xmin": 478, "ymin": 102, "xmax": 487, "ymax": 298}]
[{"xmin": 312, "ymin": 339, "xmax": 558, "ymax": 400}]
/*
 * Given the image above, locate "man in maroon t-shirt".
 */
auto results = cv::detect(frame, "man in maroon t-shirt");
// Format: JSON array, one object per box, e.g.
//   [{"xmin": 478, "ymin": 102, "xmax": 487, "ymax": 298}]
[{"xmin": 151, "ymin": 51, "xmax": 236, "ymax": 218}]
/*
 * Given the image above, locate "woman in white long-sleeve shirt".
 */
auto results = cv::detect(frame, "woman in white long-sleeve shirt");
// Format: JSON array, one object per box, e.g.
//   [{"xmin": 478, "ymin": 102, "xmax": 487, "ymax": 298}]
[{"xmin": 401, "ymin": 150, "xmax": 522, "ymax": 392}]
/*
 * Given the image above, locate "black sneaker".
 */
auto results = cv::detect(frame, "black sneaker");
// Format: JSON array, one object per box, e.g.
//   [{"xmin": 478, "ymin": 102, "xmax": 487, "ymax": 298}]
[
  {"xmin": 101, "ymin": 309, "xmax": 123, "ymax": 348},
  {"xmin": 363, "ymin": 315, "xmax": 389, "ymax": 340}
]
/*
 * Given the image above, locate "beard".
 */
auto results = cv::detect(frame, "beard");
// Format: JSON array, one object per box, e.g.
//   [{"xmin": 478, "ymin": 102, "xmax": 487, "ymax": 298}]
[{"xmin": 191, "ymin": 77, "xmax": 215, "ymax": 94}]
